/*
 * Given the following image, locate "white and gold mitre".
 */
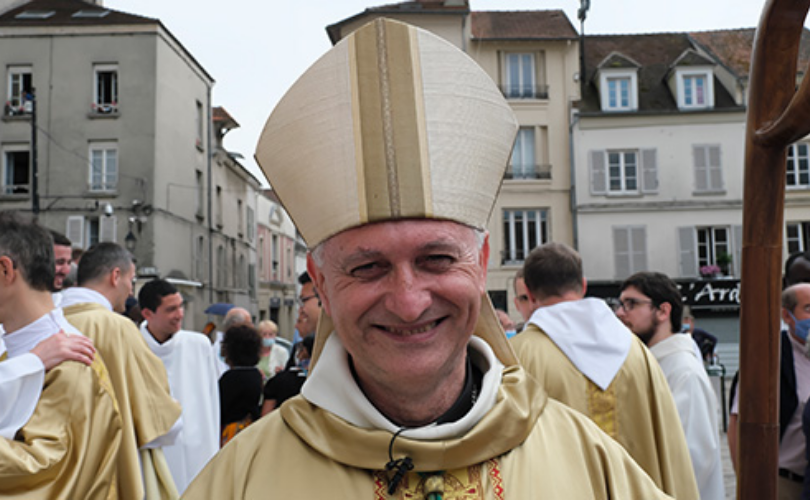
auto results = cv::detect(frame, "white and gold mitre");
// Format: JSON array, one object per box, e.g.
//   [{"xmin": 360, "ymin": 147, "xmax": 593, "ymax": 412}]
[{"xmin": 255, "ymin": 17, "xmax": 518, "ymax": 248}]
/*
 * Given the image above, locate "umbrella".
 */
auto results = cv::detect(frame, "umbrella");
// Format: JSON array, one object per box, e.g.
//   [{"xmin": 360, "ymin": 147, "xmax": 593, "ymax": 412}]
[{"xmin": 204, "ymin": 302, "xmax": 234, "ymax": 316}]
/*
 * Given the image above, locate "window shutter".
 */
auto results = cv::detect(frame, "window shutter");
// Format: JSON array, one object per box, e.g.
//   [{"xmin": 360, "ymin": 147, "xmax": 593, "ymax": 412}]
[
  {"xmin": 590, "ymin": 150, "xmax": 607, "ymax": 195},
  {"xmin": 732, "ymin": 224, "xmax": 743, "ymax": 277},
  {"xmin": 640, "ymin": 149, "xmax": 658, "ymax": 193},
  {"xmin": 99, "ymin": 215, "xmax": 117, "ymax": 242},
  {"xmin": 694, "ymin": 145, "xmax": 708, "ymax": 191},
  {"xmin": 678, "ymin": 227, "xmax": 698, "ymax": 277},
  {"xmin": 614, "ymin": 227, "xmax": 630, "ymax": 279},
  {"xmin": 632, "ymin": 227, "xmax": 648, "ymax": 272},
  {"xmin": 709, "ymin": 145, "xmax": 724, "ymax": 190},
  {"xmin": 66, "ymin": 216, "xmax": 85, "ymax": 248}
]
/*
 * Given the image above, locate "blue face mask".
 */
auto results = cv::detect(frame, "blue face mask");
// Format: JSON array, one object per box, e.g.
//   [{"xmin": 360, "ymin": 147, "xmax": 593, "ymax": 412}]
[
  {"xmin": 789, "ymin": 311, "xmax": 810, "ymax": 341},
  {"xmin": 505, "ymin": 329, "xmax": 517, "ymax": 339},
  {"xmin": 262, "ymin": 338, "xmax": 276, "ymax": 348},
  {"xmin": 298, "ymin": 358, "xmax": 310, "ymax": 373}
]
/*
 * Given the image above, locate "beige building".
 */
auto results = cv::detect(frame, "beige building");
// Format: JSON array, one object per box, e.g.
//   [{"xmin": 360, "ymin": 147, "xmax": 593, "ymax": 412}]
[
  {"xmin": 255, "ymin": 189, "xmax": 299, "ymax": 340},
  {"xmin": 327, "ymin": 1, "xmax": 581, "ymax": 321},
  {"xmin": 0, "ymin": 0, "xmax": 260, "ymax": 330}
]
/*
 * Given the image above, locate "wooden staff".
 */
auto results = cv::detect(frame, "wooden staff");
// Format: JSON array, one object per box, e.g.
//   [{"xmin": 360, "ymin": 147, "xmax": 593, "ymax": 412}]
[{"xmin": 741, "ymin": 1, "xmax": 810, "ymax": 498}]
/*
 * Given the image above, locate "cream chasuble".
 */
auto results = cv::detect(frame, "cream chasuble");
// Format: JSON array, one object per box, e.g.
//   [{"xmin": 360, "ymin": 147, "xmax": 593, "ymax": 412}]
[
  {"xmin": 0, "ymin": 309, "xmax": 123, "ymax": 499},
  {"xmin": 0, "ymin": 343, "xmax": 44, "ymax": 439},
  {"xmin": 64, "ymin": 291, "xmax": 182, "ymax": 500},
  {"xmin": 140, "ymin": 323, "xmax": 220, "ymax": 494},
  {"xmin": 512, "ymin": 299, "xmax": 698, "ymax": 499},
  {"xmin": 183, "ymin": 334, "xmax": 672, "ymax": 499}
]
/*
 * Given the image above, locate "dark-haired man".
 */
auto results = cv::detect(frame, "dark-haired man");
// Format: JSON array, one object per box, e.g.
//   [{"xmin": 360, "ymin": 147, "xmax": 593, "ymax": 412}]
[
  {"xmin": 62, "ymin": 242, "xmax": 182, "ymax": 498},
  {"xmin": 48, "ymin": 230, "xmax": 72, "ymax": 292},
  {"xmin": 0, "ymin": 211, "xmax": 122, "ymax": 497},
  {"xmin": 139, "ymin": 278, "xmax": 219, "ymax": 494},
  {"xmin": 511, "ymin": 242, "xmax": 697, "ymax": 498},
  {"xmin": 618, "ymin": 271, "xmax": 724, "ymax": 499}
]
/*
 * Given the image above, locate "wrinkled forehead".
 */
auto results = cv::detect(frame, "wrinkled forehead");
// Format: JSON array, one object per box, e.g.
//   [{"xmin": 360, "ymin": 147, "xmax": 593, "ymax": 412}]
[{"xmin": 315, "ymin": 219, "xmax": 482, "ymax": 259}]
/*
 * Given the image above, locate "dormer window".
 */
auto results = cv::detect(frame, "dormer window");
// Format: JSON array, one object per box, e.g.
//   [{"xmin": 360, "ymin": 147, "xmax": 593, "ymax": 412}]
[
  {"xmin": 676, "ymin": 69, "xmax": 714, "ymax": 110},
  {"xmin": 598, "ymin": 69, "xmax": 638, "ymax": 112},
  {"xmin": 670, "ymin": 50, "xmax": 715, "ymax": 110}
]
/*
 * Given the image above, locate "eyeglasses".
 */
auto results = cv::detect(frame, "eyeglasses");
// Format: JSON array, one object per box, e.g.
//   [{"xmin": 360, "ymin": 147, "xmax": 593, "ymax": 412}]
[
  {"xmin": 614, "ymin": 297, "xmax": 654, "ymax": 312},
  {"xmin": 296, "ymin": 294, "xmax": 318, "ymax": 307}
]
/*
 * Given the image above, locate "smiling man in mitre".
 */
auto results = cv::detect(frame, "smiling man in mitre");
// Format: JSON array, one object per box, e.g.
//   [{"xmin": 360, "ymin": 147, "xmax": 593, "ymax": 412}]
[{"xmin": 183, "ymin": 18, "xmax": 671, "ymax": 499}]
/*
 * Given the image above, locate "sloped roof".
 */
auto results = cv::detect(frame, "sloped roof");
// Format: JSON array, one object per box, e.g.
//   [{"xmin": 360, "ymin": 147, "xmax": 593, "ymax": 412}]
[
  {"xmin": 471, "ymin": 10, "xmax": 577, "ymax": 40},
  {"xmin": 0, "ymin": 0, "xmax": 156, "ymax": 27},
  {"xmin": 326, "ymin": 0, "xmax": 468, "ymax": 44},
  {"xmin": 213, "ymin": 106, "xmax": 239, "ymax": 129},
  {"xmin": 688, "ymin": 28, "xmax": 810, "ymax": 79},
  {"xmin": 580, "ymin": 32, "xmax": 739, "ymax": 113},
  {"xmin": 671, "ymin": 49, "xmax": 715, "ymax": 68}
]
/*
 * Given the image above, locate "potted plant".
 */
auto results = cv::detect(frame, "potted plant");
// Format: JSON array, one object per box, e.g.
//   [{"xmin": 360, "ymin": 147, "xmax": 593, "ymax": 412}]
[
  {"xmin": 716, "ymin": 252, "xmax": 733, "ymax": 275},
  {"xmin": 700, "ymin": 264, "xmax": 722, "ymax": 278}
]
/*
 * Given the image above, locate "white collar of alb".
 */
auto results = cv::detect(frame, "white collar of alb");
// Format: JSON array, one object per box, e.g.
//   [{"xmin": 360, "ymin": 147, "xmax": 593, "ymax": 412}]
[
  {"xmin": 59, "ymin": 287, "xmax": 113, "ymax": 311},
  {"xmin": 3, "ymin": 309, "xmax": 83, "ymax": 358},
  {"xmin": 302, "ymin": 334, "xmax": 504, "ymax": 440},
  {"xmin": 528, "ymin": 297, "xmax": 632, "ymax": 390}
]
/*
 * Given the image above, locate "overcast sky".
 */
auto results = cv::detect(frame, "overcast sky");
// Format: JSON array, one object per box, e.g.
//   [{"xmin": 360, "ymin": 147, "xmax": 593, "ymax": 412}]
[{"xmin": 102, "ymin": 0, "xmax": 779, "ymax": 184}]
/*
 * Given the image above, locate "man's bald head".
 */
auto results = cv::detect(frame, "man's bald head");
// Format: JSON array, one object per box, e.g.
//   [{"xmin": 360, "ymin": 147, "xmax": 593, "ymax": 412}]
[{"xmin": 223, "ymin": 307, "xmax": 252, "ymax": 330}]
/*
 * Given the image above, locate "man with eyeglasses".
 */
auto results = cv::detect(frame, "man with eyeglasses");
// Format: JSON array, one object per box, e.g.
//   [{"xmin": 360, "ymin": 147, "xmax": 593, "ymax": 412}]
[
  {"xmin": 617, "ymin": 271, "xmax": 725, "ymax": 500},
  {"xmin": 511, "ymin": 242, "xmax": 698, "ymax": 498},
  {"xmin": 294, "ymin": 271, "xmax": 321, "ymax": 342}
]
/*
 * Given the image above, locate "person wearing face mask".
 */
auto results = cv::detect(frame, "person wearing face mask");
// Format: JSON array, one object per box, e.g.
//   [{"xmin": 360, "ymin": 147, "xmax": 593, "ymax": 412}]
[
  {"xmin": 256, "ymin": 320, "xmax": 289, "ymax": 381},
  {"xmin": 260, "ymin": 334, "xmax": 313, "ymax": 415},
  {"xmin": 730, "ymin": 255, "xmax": 810, "ymax": 500}
]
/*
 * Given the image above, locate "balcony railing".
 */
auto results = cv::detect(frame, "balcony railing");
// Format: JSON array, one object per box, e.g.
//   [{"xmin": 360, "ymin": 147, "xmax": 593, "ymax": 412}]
[
  {"xmin": 504, "ymin": 164, "xmax": 552, "ymax": 180},
  {"xmin": 499, "ymin": 84, "xmax": 550, "ymax": 100},
  {"xmin": 4, "ymin": 100, "xmax": 32, "ymax": 116},
  {"xmin": 2, "ymin": 183, "xmax": 30, "ymax": 195}
]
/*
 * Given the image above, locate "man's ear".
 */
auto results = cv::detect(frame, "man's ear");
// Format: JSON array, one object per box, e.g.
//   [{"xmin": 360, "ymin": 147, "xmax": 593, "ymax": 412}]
[
  {"xmin": 658, "ymin": 302, "xmax": 673, "ymax": 322},
  {"xmin": 306, "ymin": 253, "xmax": 330, "ymax": 316},
  {"xmin": 782, "ymin": 307, "xmax": 793, "ymax": 328},
  {"xmin": 0, "ymin": 256, "xmax": 15, "ymax": 285},
  {"xmin": 110, "ymin": 267, "xmax": 121, "ymax": 287}
]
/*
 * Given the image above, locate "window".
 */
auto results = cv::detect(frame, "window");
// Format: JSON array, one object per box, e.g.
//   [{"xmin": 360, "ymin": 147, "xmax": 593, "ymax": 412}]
[
  {"xmin": 196, "ymin": 101, "xmax": 204, "ymax": 149},
  {"xmin": 607, "ymin": 77, "xmax": 631, "ymax": 110},
  {"xmin": 696, "ymin": 227, "xmax": 729, "ymax": 268},
  {"xmin": 217, "ymin": 245, "xmax": 225, "ymax": 288},
  {"xmin": 598, "ymin": 69, "xmax": 637, "ymax": 112},
  {"xmin": 72, "ymin": 216, "xmax": 116, "ymax": 247},
  {"xmin": 271, "ymin": 233, "xmax": 279, "ymax": 280},
  {"xmin": 215, "ymin": 186, "xmax": 223, "ymax": 228},
  {"xmin": 89, "ymin": 142, "xmax": 117, "ymax": 191},
  {"xmin": 195, "ymin": 236, "xmax": 206, "ymax": 281},
  {"xmin": 247, "ymin": 206, "xmax": 255, "ymax": 242},
  {"xmin": 237, "ymin": 199, "xmax": 244, "ymax": 237},
  {"xmin": 93, "ymin": 64, "xmax": 118, "ymax": 113},
  {"xmin": 613, "ymin": 226, "xmax": 647, "ymax": 279},
  {"xmin": 682, "ymin": 74, "xmax": 706, "ymax": 106},
  {"xmin": 503, "ymin": 209, "xmax": 548, "ymax": 264},
  {"xmin": 6, "ymin": 66, "xmax": 32, "ymax": 116},
  {"xmin": 608, "ymin": 151, "xmax": 638, "ymax": 193},
  {"xmin": 787, "ymin": 143, "xmax": 810, "ymax": 188},
  {"xmin": 676, "ymin": 69, "xmax": 714, "ymax": 110},
  {"xmin": 2, "ymin": 146, "xmax": 30, "ymax": 195},
  {"xmin": 590, "ymin": 149, "xmax": 657, "ymax": 196},
  {"xmin": 509, "ymin": 128, "xmax": 535, "ymax": 179},
  {"xmin": 693, "ymin": 144, "xmax": 724, "ymax": 192},
  {"xmin": 505, "ymin": 53, "xmax": 535, "ymax": 99},
  {"xmin": 195, "ymin": 170, "xmax": 204, "ymax": 219},
  {"xmin": 679, "ymin": 225, "xmax": 742, "ymax": 277},
  {"xmin": 787, "ymin": 222, "xmax": 810, "ymax": 254}
]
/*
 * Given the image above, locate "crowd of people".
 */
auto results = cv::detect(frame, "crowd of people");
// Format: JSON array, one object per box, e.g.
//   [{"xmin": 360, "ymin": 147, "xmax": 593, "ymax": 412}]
[{"xmin": 0, "ymin": 16, "xmax": 803, "ymax": 500}]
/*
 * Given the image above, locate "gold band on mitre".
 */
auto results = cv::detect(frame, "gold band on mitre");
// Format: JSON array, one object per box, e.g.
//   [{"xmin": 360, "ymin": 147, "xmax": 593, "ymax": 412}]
[{"xmin": 256, "ymin": 18, "xmax": 519, "ymax": 368}]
